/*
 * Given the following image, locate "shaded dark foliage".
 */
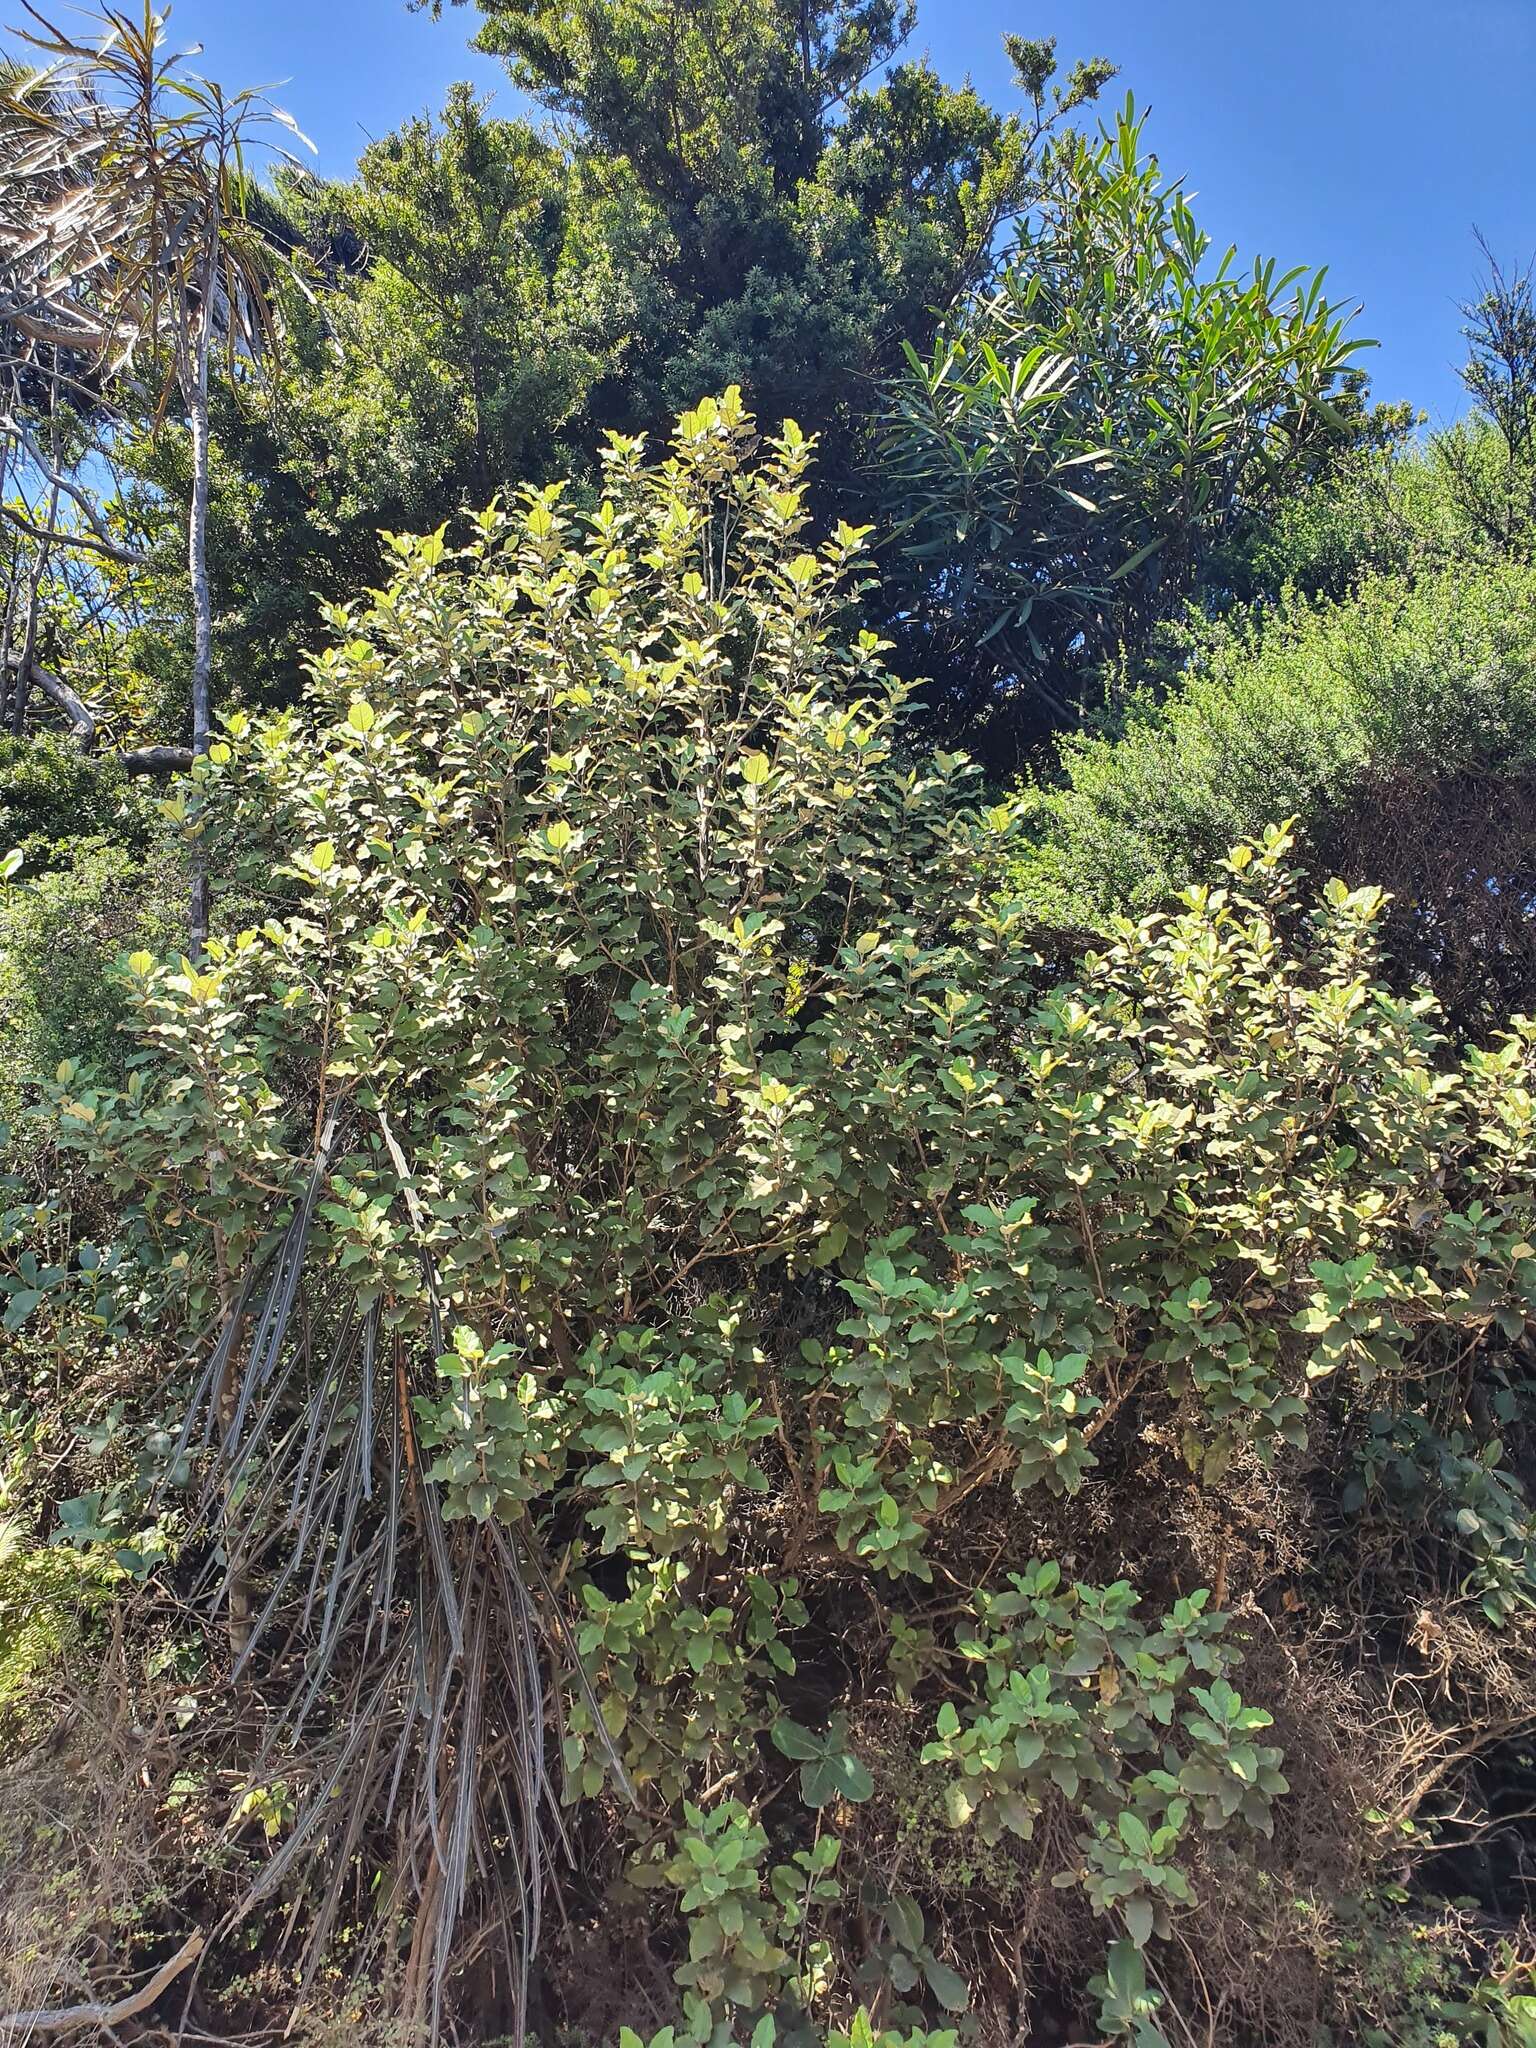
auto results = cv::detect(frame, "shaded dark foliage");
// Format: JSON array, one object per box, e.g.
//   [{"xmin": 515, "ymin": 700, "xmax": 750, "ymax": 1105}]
[{"xmin": 1318, "ymin": 770, "xmax": 1536, "ymax": 1040}]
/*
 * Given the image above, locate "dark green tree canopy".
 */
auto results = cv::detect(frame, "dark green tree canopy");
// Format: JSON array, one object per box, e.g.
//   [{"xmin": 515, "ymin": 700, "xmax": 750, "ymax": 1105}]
[
  {"xmin": 430, "ymin": 0, "xmax": 1114, "ymax": 445},
  {"xmin": 463, "ymin": 0, "xmax": 917, "ymax": 197},
  {"xmin": 180, "ymin": 13, "xmax": 1119, "ymax": 707}
]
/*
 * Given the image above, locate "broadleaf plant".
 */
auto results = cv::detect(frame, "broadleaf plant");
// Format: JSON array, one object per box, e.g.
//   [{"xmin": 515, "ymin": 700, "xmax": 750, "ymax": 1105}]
[{"xmin": 30, "ymin": 392, "xmax": 1536, "ymax": 2045}]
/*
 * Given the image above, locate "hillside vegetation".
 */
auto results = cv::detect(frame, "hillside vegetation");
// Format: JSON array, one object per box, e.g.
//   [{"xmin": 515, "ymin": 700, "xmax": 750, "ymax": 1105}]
[{"xmin": 1, "ymin": 7, "xmax": 1534, "ymax": 2046}]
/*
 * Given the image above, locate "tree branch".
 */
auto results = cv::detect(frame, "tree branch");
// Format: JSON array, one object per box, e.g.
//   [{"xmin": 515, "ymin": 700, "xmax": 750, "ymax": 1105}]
[
  {"xmin": 0, "ymin": 501, "xmax": 148, "ymax": 567},
  {"xmin": 3, "ymin": 651, "xmax": 191, "ymax": 768},
  {"xmin": 0, "ymin": 1932, "xmax": 203, "ymax": 2035},
  {"xmin": 1, "ymin": 415, "xmax": 149, "ymax": 564},
  {"xmin": 120, "ymin": 743, "xmax": 193, "ymax": 774},
  {"xmin": 4, "ymin": 646, "xmax": 96, "ymax": 742},
  {"xmin": 0, "ymin": 302, "xmax": 116, "ymax": 357}
]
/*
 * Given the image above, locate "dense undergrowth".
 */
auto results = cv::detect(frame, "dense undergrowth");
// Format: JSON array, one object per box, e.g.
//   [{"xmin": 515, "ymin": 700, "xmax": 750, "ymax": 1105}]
[
  {"xmin": 2, "ymin": 403, "xmax": 1534, "ymax": 2047},
  {"xmin": 3, "ymin": 3, "xmax": 1536, "ymax": 2039},
  {"xmin": 1011, "ymin": 431, "xmax": 1536, "ymax": 1036}
]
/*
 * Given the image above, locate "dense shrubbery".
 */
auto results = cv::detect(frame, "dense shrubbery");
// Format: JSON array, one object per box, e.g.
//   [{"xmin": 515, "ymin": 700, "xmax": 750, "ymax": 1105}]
[
  {"xmin": 1221, "ymin": 414, "xmax": 1528, "ymax": 609},
  {"xmin": 4, "ymin": 405, "xmax": 1533, "ymax": 2045},
  {"xmin": 0, "ymin": 839, "xmax": 184, "ymax": 1130},
  {"xmin": 1012, "ymin": 556, "xmax": 1536, "ymax": 1031},
  {"xmin": 1002, "ymin": 285, "xmax": 1536, "ymax": 1032},
  {"xmin": 4, "ymin": 3, "xmax": 1536, "ymax": 2040},
  {"xmin": 0, "ymin": 735, "xmax": 153, "ymax": 872}
]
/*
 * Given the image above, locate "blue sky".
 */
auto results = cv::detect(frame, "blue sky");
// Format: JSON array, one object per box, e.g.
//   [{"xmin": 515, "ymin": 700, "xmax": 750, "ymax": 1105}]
[{"xmin": 150, "ymin": 1, "xmax": 1534, "ymax": 423}]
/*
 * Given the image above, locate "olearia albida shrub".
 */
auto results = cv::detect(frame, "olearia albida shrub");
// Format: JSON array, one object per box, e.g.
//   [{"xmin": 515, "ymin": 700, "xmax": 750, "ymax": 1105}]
[{"xmin": 27, "ymin": 391, "xmax": 1536, "ymax": 2047}]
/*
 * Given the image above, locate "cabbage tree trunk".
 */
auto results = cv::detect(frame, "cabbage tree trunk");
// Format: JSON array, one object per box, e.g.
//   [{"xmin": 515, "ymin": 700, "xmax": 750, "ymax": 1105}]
[{"xmin": 186, "ymin": 237, "xmax": 216, "ymax": 954}]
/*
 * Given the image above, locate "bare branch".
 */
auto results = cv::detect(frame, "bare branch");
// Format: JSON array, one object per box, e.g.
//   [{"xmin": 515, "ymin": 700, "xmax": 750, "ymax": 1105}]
[
  {"xmin": 4, "ymin": 645, "xmax": 96, "ymax": 741},
  {"xmin": 0, "ymin": 501, "xmax": 146, "ymax": 565},
  {"xmin": 120, "ymin": 742, "xmax": 192, "ymax": 774},
  {"xmin": 0, "ymin": 1932, "xmax": 203, "ymax": 2036}
]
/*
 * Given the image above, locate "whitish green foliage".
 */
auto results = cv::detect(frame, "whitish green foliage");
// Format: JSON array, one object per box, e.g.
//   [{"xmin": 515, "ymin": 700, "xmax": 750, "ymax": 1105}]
[{"xmin": 24, "ymin": 401, "xmax": 1536, "ymax": 2046}]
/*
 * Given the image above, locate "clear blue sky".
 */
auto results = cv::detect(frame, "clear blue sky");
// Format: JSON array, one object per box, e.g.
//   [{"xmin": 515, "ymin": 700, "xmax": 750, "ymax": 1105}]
[{"xmin": 154, "ymin": 1, "xmax": 1535, "ymax": 423}]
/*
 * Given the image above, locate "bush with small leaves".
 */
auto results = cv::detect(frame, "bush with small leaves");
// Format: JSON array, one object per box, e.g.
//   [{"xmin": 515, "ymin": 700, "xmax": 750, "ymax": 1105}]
[
  {"xmin": 22, "ymin": 394, "xmax": 1536, "ymax": 2047},
  {"xmin": 619, "ymin": 2011, "xmax": 958, "ymax": 2048},
  {"xmin": 920, "ymin": 1564, "xmax": 1285, "ymax": 1953}
]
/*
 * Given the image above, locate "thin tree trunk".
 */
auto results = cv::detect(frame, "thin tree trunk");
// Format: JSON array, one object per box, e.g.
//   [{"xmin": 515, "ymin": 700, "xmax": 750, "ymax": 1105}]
[
  {"xmin": 187, "ymin": 283, "xmax": 215, "ymax": 954},
  {"xmin": 400, "ymin": 1833, "xmax": 446, "ymax": 2037},
  {"xmin": 0, "ymin": 434, "xmax": 14, "ymax": 730},
  {"xmin": 4, "ymin": 647, "xmax": 97, "ymax": 742},
  {"xmin": 0, "ymin": 553, "xmax": 16, "ymax": 731},
  {"xmin": 9, "ymin": 473, "xmax": 59, "ymax": 737},
  {"xmin": 10, "ymin": 377, "xmax": 66, "ymax": 737}
]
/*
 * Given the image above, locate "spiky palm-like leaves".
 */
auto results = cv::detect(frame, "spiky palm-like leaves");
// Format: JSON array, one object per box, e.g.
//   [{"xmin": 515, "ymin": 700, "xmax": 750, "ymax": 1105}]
[
  {"xmin": 171, "ymin": 1074, "xmax": 647, "ymax": 2037},
  {"xmin": 163, "ymin": 1112, "xmax": 624, "ymax": 2040},
  {"xmin": 0, "ymin": 6, "xmax": 303, "ymax": 859}
]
